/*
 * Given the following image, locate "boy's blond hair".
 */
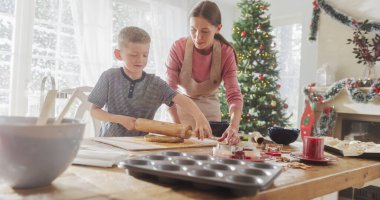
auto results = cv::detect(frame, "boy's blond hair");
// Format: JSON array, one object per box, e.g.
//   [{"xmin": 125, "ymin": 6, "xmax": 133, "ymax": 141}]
[{"xmin": 118, "ymin": 26, "xmax": 151, "ymax": 49}]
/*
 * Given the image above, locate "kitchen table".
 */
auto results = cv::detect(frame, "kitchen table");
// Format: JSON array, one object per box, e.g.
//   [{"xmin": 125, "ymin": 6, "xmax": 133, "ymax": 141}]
[{"xmin": 1, "ymin": 142, "xmax": 380, "ymax": 200}]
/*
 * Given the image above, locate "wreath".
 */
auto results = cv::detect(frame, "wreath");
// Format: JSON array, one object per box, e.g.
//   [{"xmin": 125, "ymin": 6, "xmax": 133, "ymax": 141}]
[{"xmin": 314, "ymin": 106, "xmax": 336, "ymax": 136}]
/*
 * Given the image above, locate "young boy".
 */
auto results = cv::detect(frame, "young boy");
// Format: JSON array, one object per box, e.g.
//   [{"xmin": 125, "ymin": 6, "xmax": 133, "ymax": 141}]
[{"xmin": 88, "ymin": 26, "xmax": 211, "ymax": 139}]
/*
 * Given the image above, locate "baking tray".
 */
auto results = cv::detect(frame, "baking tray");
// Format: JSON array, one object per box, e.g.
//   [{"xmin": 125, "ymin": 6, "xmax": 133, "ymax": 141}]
[
  {"xmin": 324, "ymin": 145, "xmax": 380, "ymax": 159},
  {"xmin": 118, "ymin": 151, "xmax": 282, "ymax": 196}
]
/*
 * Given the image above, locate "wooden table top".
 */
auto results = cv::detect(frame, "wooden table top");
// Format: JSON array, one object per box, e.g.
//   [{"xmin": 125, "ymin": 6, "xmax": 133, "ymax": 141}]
[{"xmin": 1, "ymin": 143, "xmax": 380, "ymax": 200}]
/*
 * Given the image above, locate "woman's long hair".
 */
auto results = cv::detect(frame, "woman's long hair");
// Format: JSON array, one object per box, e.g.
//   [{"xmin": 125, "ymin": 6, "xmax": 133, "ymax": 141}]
[{"xmin": 190, "ymin": 1, "xmax": 238, "ymax": 63}]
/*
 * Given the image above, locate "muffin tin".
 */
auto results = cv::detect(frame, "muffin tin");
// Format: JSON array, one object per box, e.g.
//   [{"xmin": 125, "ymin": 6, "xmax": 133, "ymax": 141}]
[{"xmin": 118, "ymin": 151, "xmax": 282, "ymax": 195}]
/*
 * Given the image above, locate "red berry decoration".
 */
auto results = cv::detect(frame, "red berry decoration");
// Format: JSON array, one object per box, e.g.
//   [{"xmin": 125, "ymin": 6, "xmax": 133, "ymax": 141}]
[
  {"xmin": 241, "ymin": 31, "xmax": 246, "ymax": 37},
  {"xmin": 312, "ymin": 0, "xmax": 319, "ymax": 10},
  {"xmin": 258, "ymin": 74, "xmax": 264, "ymax": 80}
]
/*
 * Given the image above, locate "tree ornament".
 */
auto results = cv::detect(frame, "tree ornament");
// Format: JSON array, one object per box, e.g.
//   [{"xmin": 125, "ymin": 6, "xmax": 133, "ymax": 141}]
[
  {"xmin": 284, "ymin": 103, "xmax": 288, "ymax": 109},
  {"xmin": 271, "ymin": 100, "xmax": 277, "ymax": 107},
  {"xmin": 276, "ymin": 84, "xmax": 281, "ymax": 89},
  {"xmin": 241, "ymin": 31, "xmax": 247, "ymax": 37}
]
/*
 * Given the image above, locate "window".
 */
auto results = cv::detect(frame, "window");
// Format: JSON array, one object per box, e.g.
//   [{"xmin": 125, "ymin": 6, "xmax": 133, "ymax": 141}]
[
  {"xmin": 28, "ymin": 0, "xmax": 80, "ymax": 116},
  {"xmin": 112, "ymin": 1, "xmax": 156, "ymax": 73},
  {"xmin": 112, "ymin": 0, "xmax": 188, "ymax": 122},
  {"xmin": 1, "ymin": 0, "xmax": 188, "ymax": 123},
  {"xmin": 0, "ymin": 0, "xmax": 15, "ymax": 115},
  {"xmin": 0, "ymin": 0, "xmax": 80, "ymax": 116},
  {"xmin": 273, "ymin": 24, "xmax": 302, "ymax": 127}
]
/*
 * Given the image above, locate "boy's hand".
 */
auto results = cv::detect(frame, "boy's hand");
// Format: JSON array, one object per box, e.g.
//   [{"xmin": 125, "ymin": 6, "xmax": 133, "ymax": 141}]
[
  {"xmin": 193, "ymin": 116, "xmax": 212, "ymax": 140},
  {"xmin": 217, "ymin": 126, "xmax": 240, "ymax": 145},
  {"xmin": 118, "ymin": 115, "xmax": 136, "ymax": 131}
]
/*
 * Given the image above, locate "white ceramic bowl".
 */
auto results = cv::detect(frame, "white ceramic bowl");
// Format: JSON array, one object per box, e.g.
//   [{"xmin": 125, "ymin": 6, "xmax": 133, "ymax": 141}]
[{"xmin": 0, "ymin": 116, "xmax": 85, "ymax": 189}]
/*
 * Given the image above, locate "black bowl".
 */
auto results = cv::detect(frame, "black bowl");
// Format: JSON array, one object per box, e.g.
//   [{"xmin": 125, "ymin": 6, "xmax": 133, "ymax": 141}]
[
  {"xmin": 268, "ymin": 127, "xmax": 300, "ymax": 145},
  {"xmin": 209, "ymin": 121, "xmax": 229, "ymax": 137}
]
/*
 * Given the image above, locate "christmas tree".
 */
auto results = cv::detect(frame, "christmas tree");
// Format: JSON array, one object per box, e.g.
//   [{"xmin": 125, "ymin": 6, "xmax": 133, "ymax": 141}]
[{"xmin": 220, "ymin": 0, "xmax": 291, "ymax": 135}]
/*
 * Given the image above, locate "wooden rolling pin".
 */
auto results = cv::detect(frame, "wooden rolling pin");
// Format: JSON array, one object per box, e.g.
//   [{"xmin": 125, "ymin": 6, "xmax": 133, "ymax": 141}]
[
  {"xmin": 135, "ymin": 118, "xmax": 192, "ymax": 139},
  {"xmin": 250, "ymin": 131, "xmax": 264, "ymax": 144}
]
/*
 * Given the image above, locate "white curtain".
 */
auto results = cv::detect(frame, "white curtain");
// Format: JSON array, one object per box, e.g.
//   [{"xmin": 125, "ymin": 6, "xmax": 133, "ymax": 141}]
[
  {"xmin": 149, "ymin": 0, "xmax": 188, "ymax": 79},
  {"xmin": 68, "ymin": 0, "xmax": 190, "ymax": 122},
  {"xmin": 69, "ymin": 0, "xmax": 113, "ymax": 86},
  {"xmin": 149, "ymin": 0, "xmax": 189, "ymax": 121}
]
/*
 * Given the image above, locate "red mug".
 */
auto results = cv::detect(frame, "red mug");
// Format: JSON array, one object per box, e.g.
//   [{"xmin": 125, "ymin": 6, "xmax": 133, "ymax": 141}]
[{"xmin": 302, "ymin": 136, "xmax": 324, "ymax": 160}]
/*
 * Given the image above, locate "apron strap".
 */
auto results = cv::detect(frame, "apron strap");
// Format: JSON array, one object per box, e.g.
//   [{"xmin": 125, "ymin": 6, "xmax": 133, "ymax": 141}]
[{"xmin": 179, "ymin": 37, "xmax": 222, "ymax": 97}]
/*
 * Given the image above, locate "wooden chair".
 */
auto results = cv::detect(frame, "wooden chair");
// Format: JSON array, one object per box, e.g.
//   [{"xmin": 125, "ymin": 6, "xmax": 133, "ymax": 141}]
[{"xmin": 57, "ymin": 86, "xmax": 100, "ymax": 137}]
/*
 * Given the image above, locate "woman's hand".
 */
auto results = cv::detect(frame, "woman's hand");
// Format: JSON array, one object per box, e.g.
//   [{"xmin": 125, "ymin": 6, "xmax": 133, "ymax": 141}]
[
  {"xmin": 117, "ymin": 115, "xmax": 137, "ymax": 131},
  {"xmin": 217, "ymin": 126, "xmax": 240, "ymax": 145},
  {"xmin": 193, "ymin": 116, "xmax": 212, "ymax": 140}
]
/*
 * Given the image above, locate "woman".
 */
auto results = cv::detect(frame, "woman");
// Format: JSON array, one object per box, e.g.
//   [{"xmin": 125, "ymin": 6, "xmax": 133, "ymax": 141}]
[{"xmin": 165, "ymin": 1, "xmax": 243, "ymax": 145}]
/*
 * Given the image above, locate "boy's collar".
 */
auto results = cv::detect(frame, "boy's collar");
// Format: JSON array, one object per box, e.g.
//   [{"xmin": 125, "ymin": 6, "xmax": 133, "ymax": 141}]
[{"xmin": 120, "ymin": 67, "xmax": 146, "ymax": 83}]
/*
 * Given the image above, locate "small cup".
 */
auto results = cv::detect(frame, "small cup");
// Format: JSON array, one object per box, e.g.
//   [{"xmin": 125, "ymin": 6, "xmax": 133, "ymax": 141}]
[{"xmin": 302, "ymin": 136, "xmax": 324, "ymax": 160}]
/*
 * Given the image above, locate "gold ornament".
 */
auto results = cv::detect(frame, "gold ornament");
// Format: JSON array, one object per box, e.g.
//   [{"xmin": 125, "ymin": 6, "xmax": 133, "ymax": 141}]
[{"xmin": 271, "ymin": 100, "xmax": 277, "ymax": 107}]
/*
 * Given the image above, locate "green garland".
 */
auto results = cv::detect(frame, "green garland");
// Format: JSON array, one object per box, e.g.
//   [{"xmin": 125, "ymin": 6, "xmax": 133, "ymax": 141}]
[
  {"xmin": 308, "ymin": 0, "xmax": 321, "ymax": 41},
  {"xmin": 309, "ymin": 0, "xmax": 380, "ymax": 41},
  {"xmin": 304, "ymin": 78, "xmax": 380, "ymax": 104}
]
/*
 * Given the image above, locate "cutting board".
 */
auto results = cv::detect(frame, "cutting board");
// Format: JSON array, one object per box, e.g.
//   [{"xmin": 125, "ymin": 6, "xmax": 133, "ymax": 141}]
[{"xmin": 91, "ymin": 136, "xmax": 218, "ymax": 151}]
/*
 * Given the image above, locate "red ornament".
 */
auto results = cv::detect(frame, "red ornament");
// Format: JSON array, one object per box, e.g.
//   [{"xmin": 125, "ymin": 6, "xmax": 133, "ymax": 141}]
[
  {"xmin": 276, "ymin": 84, "xmax": 281, "ymax": 89},
  {"xmin": 284, "ymin": 103, "xmax": 288, "ymax": 109},
  {"xmin": 241, "ymin": 31, "xmax": 246, "ymax": 37},
  {"xmin": 258, "ymin": 74, "xmax": 264, "ymax": 80},
  {"xmin": 261, "ymin": 6, "xmax": 267, "ymax": 10}
]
